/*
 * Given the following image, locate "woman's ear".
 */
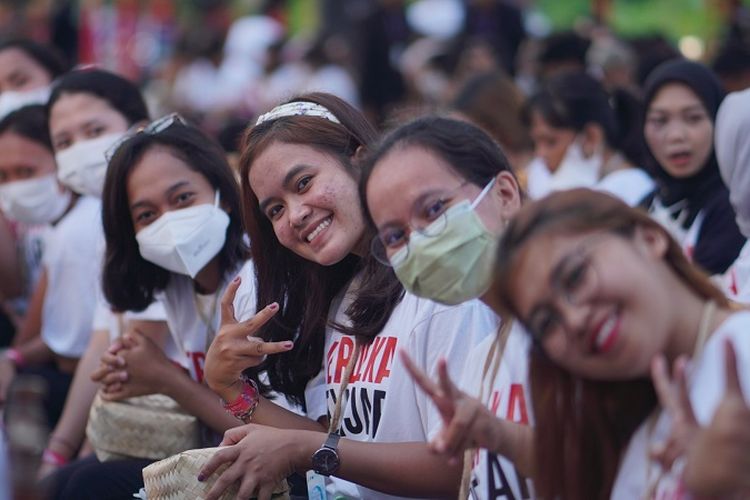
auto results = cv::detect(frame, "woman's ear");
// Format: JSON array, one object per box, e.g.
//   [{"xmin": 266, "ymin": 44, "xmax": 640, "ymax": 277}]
[
  {"xmin": 634, "ymin": 223, "xmax": 669, "ymax": 259},
  {"xmin": 493, "ymin": 171, "xmax": 522, "ymax": 220},
  {"xmin": 581, "ymin": 123, "xmax": 605, "ymax": 158},
  {"xmin": 352, "ymin": 145, "xmax": 367, "ymax": 164}
]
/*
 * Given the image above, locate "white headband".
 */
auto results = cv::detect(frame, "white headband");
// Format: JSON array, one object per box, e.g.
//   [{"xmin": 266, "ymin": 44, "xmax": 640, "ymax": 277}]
[{"xmin": 255, "ymin": 101, "xmax": 341, "ymax": 126}]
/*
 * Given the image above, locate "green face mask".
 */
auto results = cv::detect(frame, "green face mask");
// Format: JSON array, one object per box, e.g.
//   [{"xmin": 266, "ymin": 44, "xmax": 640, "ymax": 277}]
[{"xmin": 391, "ymin": 179, "xmax": 499, "ymax": 305}]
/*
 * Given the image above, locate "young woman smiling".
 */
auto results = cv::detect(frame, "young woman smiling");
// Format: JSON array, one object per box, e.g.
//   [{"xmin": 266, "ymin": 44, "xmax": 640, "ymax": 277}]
[
  {"xmin": 201, "ymin": 94, "xmax": 496, "ymax": 500},
  {"xmin": 494, "ymin": 188, "xmax": 749, "ymax": 499}
]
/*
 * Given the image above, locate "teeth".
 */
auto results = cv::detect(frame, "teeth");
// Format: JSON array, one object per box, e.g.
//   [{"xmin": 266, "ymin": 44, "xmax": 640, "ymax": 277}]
[
  {"xmin": 306, "ymin": 217, "xmax": 331, "ymax": 242},
  {"xmin": 596, "ymin": 315, "xmax": 617, "ymax": 349}
]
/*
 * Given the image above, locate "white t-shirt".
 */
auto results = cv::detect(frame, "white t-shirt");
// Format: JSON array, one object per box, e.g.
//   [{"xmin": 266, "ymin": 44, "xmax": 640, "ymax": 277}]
[
  {"xmin": 6, "ymin": 222, "xmax": 50, "ymax": 317},
  {"xmin": 155, "ymin": 259, "xmax": 256, "ymax": 383},
  {"xmin": 611, "ymin": 310, "xmax": 750, "ymax": 500},
  {"xmin": 459, "ymin": 324, "xmax": 535, "ymax": 500},
  {"xmin": 648, "ymin": 197, "xmax": 704, "ymax": 262},
  {"xmin": 304, "ymin": 288, "xmax": 498, "ymax": 500},
  {"xmin": 596, "ymin": 169, "xmax": 655, "ymax": 208},
  {"xmin": 40, "ymin": 196, "xmax": 102, "ymax": 357}
]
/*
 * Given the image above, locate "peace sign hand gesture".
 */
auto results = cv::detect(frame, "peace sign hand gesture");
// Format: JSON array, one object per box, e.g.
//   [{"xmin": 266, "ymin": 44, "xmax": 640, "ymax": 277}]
[
  {"xmin": 401, "ymin": 351, "xmax": 499, "ymax": 463},
  {"xmin": 204, "ymin": 275, "xmax": 294, "ymax": 396},
  {"xmin": 683, "ymin": 339, "xmax": 750, "ymax": 498},
  {"xmin": 649, "ymin": 354, "xmax": 699, "ymax": 471}
]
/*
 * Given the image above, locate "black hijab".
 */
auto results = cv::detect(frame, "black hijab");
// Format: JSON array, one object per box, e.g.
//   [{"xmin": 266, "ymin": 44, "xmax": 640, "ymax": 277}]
[
  {"xmin": 642, "ymin": 59, "xmax": 744, "ymax": 274},
  {"xmin": 642, "ymin": 59, "xmax": 725, "ymax": 219}
]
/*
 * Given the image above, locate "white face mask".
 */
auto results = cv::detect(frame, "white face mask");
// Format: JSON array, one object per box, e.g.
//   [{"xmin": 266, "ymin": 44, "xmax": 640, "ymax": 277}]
[
  {"xmin": 546, "ymin": 137, "xmax": 603, "ymax": 192},
  {"xmin": 0, "ymin": 173, "xmax": 71, "ymax": 224},
  {"xmin": 55, "ymin": 132, "xmax": 125, "ymax": 198},
  {"xmin": 0, "ymin": 87, "xmax": 51, "ymax": 120},
  {"xmin": 136, "ymin": 192, "xmax": 231, "ymax": 278}
]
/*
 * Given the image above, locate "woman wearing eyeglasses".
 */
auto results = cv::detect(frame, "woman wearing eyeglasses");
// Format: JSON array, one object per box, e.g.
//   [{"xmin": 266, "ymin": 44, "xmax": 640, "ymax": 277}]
[
  {"xmin": 199, "ymin": 94, "xmax": 497, "ymax": 500},
  {"xmin": 360, "ymin": 116, "xmax": 535, "ymax": 500},
  {"xmin": 493, "ymin": 188, "xmax": 750, "ymax": 499}
]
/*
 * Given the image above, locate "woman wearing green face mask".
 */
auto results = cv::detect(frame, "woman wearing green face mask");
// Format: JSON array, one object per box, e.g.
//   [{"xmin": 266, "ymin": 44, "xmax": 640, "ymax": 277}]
[{"xmin": 362, "ymin": 116, "xmax": 536, "ymax": 500}]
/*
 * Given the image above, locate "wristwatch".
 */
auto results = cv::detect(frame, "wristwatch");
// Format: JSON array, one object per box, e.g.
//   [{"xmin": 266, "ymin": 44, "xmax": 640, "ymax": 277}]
[{"xmin": 311, "ymin": 432, "xmax": 341, "ymax": 476}]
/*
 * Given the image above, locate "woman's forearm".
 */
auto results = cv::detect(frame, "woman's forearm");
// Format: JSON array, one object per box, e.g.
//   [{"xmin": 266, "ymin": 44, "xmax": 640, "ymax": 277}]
[
  {"xmin": 291, "ymin": 433, "xmax": 462, "ymax": 498},
  {"xmin": 214, "ymin": 380, "xmax": 326, "ymax": 432},
  {"xmin": 48, "ymin": 329, "xmax": 110, "ymax": 457},
  {"xmin": 489, "ymin": 420, "xmax": 534, "ymax": 478}
]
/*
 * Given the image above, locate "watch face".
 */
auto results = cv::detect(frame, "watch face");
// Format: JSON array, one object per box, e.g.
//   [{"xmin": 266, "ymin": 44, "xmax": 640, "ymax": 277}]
[{"xmin": 312, "ymin": 447, "xmax": 340, "ymax": 475}]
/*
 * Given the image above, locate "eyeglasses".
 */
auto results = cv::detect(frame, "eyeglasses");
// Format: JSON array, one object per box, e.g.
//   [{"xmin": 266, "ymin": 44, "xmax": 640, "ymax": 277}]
[
  {"xmin": 104, "ymin": 113, "xmax": 187, "ymax": 163},
  {"xmin": 370, "ymin": 178, "xmax": 494, "ymax": 266},
  {"xmin": 524, "ymin": 234, "xmax": 610, "ymax": 342}
]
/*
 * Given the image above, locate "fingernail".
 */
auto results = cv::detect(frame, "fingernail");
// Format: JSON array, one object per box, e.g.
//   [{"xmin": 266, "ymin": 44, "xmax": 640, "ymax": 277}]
[
  {"xmin": 283, "ymin": 341, "xmax": 293, "ymax": 349},
  {"xmin": 233, "ymin": 276, "xmax": 240, "ymax": 283},
  {"xmin": 269, "ymin": 302, "xmax": 279, "ymax": 311},
  {"xmin": 197, "ymin": 473, "xmax": 205, "ymax": 482}
]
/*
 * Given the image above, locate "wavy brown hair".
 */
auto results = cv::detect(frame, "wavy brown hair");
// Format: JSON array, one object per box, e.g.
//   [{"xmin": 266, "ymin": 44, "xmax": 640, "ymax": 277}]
[
  {"xmin": 239, "ymin": 93, "xmax": 404, "ymax": 406},
  {"xmin": 494, "ymin": 188, "xmax": 729, "ymax": 500}
]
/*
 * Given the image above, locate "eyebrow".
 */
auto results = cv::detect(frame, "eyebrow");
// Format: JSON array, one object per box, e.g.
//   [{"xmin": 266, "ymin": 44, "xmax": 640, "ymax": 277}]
[
  {"xmin": 130, "ymin": 180, "xmax": 190, "ymax": 211},
  {"xmin": 373, "ymin": 188, "xmax": 446, "ymax": 232},
  {"xmin": 258, "ymin": 164, "xmax": 310, "ymax": 213},
  {"xmin": 647, "ymin": 104, "xmax": 706, "ymax": 115}
]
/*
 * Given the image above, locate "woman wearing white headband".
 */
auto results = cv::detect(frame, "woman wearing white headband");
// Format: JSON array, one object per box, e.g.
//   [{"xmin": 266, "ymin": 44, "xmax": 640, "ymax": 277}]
[{"xmin": 201, "ymin": 93, "xmax": 496, "ymax": 500}]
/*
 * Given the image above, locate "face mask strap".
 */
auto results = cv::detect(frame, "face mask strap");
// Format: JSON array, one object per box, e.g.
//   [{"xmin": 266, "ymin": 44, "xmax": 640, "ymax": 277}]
[
  {"xmin": 469, "ymin": 177, "xmax": 497, "ymax": 210},
  {"xmin": 213, "ymin": 190, "xmax": 221, "ymax": 207}
]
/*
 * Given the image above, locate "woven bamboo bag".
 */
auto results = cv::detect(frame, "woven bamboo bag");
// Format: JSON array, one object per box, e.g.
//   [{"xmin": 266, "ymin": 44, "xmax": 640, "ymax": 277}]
[
  {"xmin": 86, "ymin": 392, "xmax": 202, "ymax": 462},
  {"xmin": 142, "ymin": 447, "xmax": 290, "ymax": 500}
]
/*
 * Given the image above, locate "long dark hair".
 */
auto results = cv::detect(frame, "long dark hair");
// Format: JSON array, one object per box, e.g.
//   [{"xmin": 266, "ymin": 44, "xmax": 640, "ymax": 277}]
[
  {"xmin": 101, "ymin": 123, "xmax": 247, "ymax": 312},
  {"xmin": 360, "ymin": 115, "xmax": 518, "ymax": 215},
  {"xmin": 239, "ymin": 93, "xmax": 404, "ymax": 406},
  {"xmin": 494, "ymin": 188, "xmax": 729, "ymax": 500}
]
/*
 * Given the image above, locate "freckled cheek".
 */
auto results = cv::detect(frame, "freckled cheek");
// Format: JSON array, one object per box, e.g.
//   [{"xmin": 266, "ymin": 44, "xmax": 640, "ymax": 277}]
[{"xmin": 272, "ymin": 222, "xmax": 297, "ymax": 249}]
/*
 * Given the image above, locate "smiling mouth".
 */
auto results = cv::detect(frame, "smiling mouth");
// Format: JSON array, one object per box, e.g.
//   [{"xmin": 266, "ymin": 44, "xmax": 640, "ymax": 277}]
[
  {"xmin": 306, "ymin": 216, "xmax": 332, "ymax": 243},
  {"xmin": 589, "ymin": 311, "xmax": 621, "ymax": 355}
]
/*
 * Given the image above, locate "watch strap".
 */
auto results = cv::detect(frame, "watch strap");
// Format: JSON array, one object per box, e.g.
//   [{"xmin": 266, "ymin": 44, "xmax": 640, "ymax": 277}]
[{"xmin": 323, "ymin": 432, "xmax": 340, "ymax": 451}]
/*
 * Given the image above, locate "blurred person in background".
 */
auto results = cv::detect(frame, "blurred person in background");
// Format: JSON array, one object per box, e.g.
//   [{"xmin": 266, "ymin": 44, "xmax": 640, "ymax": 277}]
[
  {"xmin": 586, "ymin": 34, "xmax": 638, "ymax": 93},
  {"xmin": 459, "ymin": 0, "xmax": 526, "ymax": 76},
  {"xmin": 716, "ymin": 88, "xmax": 750, "ymax": 301},
  {"xmin": 523, "ymin": 71, "xmax": 653, "ymax": 204},
  {"xmin": 712, "ymin": 43, "xmax": 750, "ymax": 93},
  {"xmin": 536, "ymin": 30, "xmax": 590, "ymax": 81},
  {"xmin": 641, "ymin": 59, "xmax": 744, "ymax": 276},
  {"xmin": 0, "ymin": 105, "xmax": 98, "ymax": 427},
  {"xmin": 358, "ymin": 0, "xmax": 413, "ymax": 124},
  {"xmin": 0, "ymin": 39, "xmax": 67, "ymax": 346},
  {"xmin": 452, "ymin": 70, "xmax": 534, "ymax": 185}
]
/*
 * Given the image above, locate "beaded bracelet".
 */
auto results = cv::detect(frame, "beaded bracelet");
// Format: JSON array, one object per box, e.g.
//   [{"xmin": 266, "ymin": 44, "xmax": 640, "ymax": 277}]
[
  {"xmin": 221, "ymin": 377, "xmax": 260, "ymax": 422},
  {"xmin": 42, "ymin": 448, "xmax": 69, "ymax": 466},
  {"xmin": 5, "ymin": 348, "xmax": 25, "ymax": 368}
]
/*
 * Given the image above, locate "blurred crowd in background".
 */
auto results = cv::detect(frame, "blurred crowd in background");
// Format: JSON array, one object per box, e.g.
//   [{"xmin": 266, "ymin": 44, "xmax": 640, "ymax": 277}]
[{"xmin": 0, "ymin": 0, "xmax": 748, "ymax": 147}]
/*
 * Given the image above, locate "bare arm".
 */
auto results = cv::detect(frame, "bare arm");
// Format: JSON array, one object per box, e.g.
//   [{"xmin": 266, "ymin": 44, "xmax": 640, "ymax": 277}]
[
  {"xmin": 42, "ymin": 328, "xmax": 110, "ymax": 465},
  {"xmin": 0, "ymin": 214, "xmax": 22, "ymax": 300},
  {"xmin": 12, "ymin": 269, "xmax": 46, "ymax": 346},
  {"xmin": 202, "ymin": 426, "xmax": 463, "ymax": 499}
]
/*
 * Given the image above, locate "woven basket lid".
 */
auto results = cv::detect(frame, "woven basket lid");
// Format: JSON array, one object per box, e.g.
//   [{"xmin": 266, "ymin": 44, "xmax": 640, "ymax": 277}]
[{"xmin": 143, "ymin": 447, "xmax": 290, "ymax": 500}]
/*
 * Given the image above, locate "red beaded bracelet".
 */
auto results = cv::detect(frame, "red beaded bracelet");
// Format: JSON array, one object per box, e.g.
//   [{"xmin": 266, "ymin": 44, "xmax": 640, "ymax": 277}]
[
  {"xmin": 42, "ymin": 448, "xmax": 69, "ymax": 466},
  {"xmin": 221, "ymin": 377, "xmax": 260, "ymax": 422},
  {"xmin": 5, "ymin": 348, "xmax": 24, "ymax": 368}
]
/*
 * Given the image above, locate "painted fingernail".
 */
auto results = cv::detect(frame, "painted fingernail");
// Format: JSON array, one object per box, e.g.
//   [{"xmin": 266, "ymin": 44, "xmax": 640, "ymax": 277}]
[
  {"xmin": 233, "ymin": 276, "xmax": 240, "ymax": 283},
  {"xmin": 197, "ymin": 473, "xmax": 205, "ymax": 482},
  {"xmin": 269, "ymin": 302, "xmax": 279, "ymax": 311},
  {"xmin": 283, "ymin": 341, "xmax": 293, "ymax": 349}
]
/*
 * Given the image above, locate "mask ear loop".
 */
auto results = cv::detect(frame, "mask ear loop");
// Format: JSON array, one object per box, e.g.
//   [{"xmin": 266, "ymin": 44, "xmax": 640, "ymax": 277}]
[
  {"xmin": 469, "ymin": 177, "xmax": 497, "ymax": 210},
  {"xmin": 213, "ymin": 190, "xmax": 221, "ymax": 207}
]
